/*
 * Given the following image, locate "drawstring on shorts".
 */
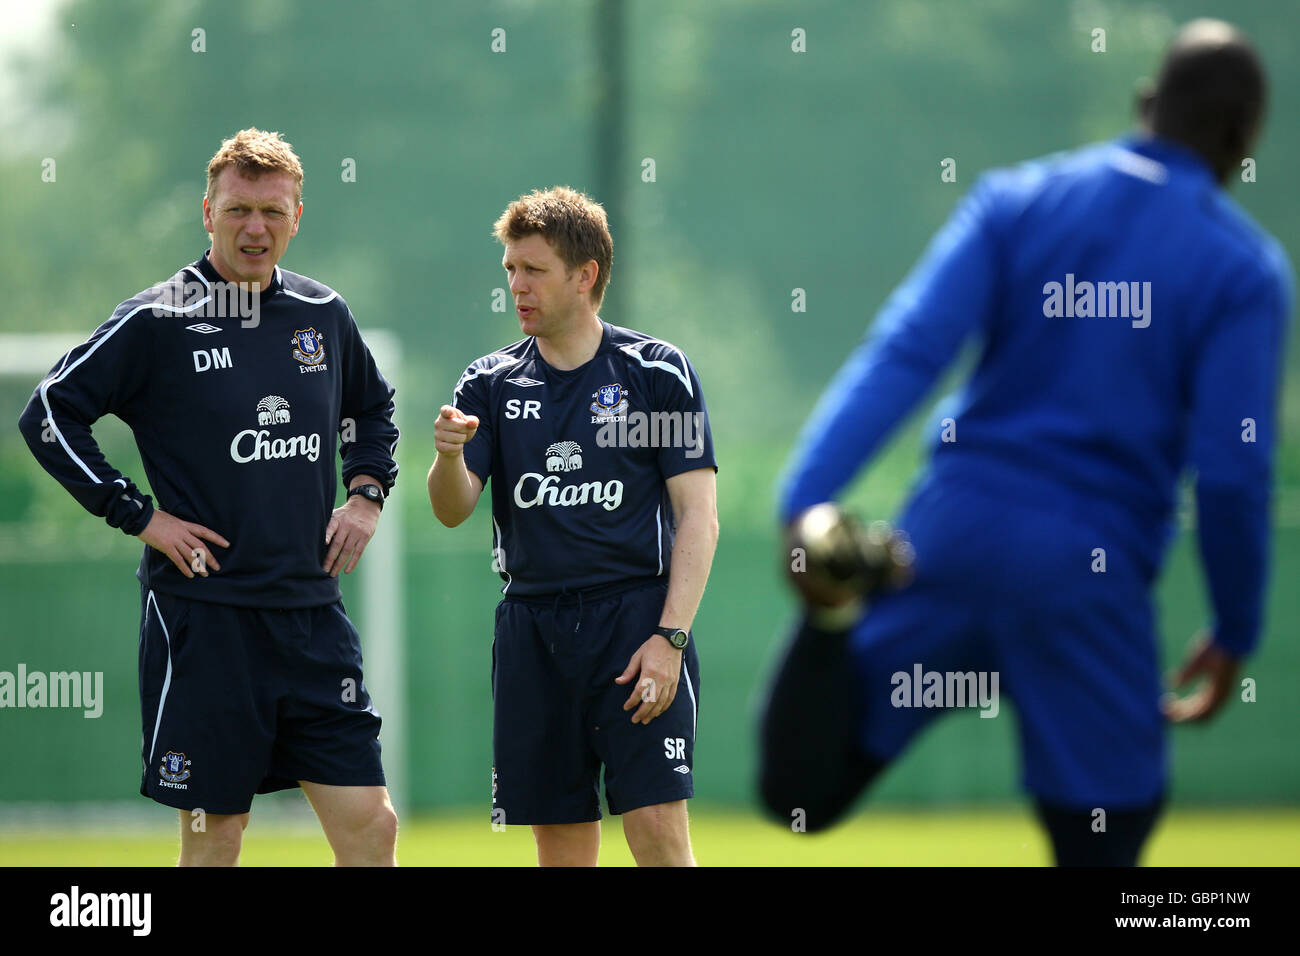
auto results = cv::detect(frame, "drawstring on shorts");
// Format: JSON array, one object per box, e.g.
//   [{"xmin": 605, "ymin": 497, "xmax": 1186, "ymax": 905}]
[{"xmin": 549, "ymin": 587, "xmax": 584, "ymax": 651}]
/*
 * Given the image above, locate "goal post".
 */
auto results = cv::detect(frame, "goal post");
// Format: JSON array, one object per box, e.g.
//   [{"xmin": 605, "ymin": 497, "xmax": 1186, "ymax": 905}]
[{"xmin": 353, "ymin": 330, "xmax": 407, "ymax": 813}]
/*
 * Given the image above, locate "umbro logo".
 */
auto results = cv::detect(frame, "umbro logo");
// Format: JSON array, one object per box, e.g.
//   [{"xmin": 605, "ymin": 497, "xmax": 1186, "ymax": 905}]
[
  {"xmin": 507, "ymin": 377, "xmax": 544, "ymax": 388},
  {"xmin": 185, "ymin": 323, "xmax": 222, "ymax": 334},
  {"xmin": 672, "ymin": 765, "xmax": 690, "ymax": 774}
]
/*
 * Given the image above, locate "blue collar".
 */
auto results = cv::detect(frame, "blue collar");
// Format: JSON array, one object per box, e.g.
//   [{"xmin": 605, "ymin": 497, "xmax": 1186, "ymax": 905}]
[{"xmin": 1116, "ymin": 132, "xmax": 1217, "ymax": 183}]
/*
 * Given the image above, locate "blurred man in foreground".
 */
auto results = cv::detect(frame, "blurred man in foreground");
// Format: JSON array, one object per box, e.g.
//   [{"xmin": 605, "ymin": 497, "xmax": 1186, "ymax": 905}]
[{"xmin": 760, "ymin": 20, "xmax": 1291, "ymax": 865}]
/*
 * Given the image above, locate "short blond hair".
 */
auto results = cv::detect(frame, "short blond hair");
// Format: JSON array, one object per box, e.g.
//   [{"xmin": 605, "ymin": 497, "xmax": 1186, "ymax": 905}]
[
  {"xmin": 494, "ymin": 186, "xmax": 614, "ymax": 307},
  {"xmin": 206, "ymin": 128, "xmax": 304, "ymax": 206}
]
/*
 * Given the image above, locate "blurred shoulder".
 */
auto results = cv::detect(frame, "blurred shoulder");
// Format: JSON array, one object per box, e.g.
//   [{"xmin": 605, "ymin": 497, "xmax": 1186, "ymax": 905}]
[
  {"xmin": 1204, "ymin": 195, "xmax": 1293, "ymax": 303},
  {"xmin": 965, "ymin": 141, "xmax": 1116, "ymax": 212}
]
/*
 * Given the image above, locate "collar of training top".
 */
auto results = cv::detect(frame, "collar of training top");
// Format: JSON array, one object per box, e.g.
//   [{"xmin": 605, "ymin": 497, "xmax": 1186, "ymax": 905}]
[
  {"xmin": 194, "ymin": 250, "xmax": 284, "ymax": 302},
  {"xmin": 1118, "ymin": 132, "xmax": 1216, "ymax": 183},
  {"xmin": 529, "ymin": 319, "xmax": 615, "ymax": 377}
]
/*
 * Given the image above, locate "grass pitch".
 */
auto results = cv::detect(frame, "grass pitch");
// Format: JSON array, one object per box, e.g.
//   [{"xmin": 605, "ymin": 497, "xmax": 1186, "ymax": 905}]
[{"xmin": 2, "ymin": 807, "xmax": 1296, "ymax": 866}]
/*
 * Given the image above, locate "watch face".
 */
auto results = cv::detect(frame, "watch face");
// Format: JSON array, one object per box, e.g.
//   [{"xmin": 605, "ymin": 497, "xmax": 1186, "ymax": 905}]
[{"xmin": 670, "ymin": 630, "xmax": 688, "ymax": 648}]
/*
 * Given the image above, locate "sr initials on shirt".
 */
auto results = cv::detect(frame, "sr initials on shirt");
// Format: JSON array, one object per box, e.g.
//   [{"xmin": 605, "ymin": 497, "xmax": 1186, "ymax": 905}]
[{"xmin": 505, "ymin": 399, "xmax": 542, "ymax": 420}]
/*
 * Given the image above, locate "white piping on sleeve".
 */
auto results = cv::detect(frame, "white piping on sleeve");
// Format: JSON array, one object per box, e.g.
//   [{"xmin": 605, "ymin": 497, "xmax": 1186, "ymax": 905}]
[
  {"xmin": 39, "ymin": 298, "xmax": 210, "ymax": 484},
  {"xmin": 454, "ymin": 356, "xmax": 518, "ymax": 402},
  {"xmin": 618, "ymin": 342, "xmax": 692, "ymax": 396},
  {"xmin": 282, "ymin": 288, "xmax": 338, "ymax": 304}
]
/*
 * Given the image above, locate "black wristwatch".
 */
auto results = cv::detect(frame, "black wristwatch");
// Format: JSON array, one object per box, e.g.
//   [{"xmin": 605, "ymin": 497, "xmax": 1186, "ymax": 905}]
[
  {"xmin": 347, "ymin": 483, "xmax": 385, "ymax": 509},
  {"xmin": 654, "ymin": 626, "xmax": 689, "ymax": 650}
]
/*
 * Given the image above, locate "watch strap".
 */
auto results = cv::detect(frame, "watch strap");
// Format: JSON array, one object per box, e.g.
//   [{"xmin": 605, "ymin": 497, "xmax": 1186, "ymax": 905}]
[
  {"xmin": 654, "ymin": 625, "xmax": 689, "ymax": 648},
  {"xmin": 347, "ymin": 483, "xmax": 385, "ymax": 509}
]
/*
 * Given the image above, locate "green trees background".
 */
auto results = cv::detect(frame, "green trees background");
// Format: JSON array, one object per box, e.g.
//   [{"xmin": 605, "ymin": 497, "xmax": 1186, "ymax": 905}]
[{"xmin": 1, "ymin": 0, "xmax": 1296, "ymax": 808}]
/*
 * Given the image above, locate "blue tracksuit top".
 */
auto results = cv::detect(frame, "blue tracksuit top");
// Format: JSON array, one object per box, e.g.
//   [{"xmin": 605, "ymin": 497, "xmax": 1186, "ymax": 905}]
[{"xmin": 780, "ymin": 135, "xmax": 1292, "ymax": 658}]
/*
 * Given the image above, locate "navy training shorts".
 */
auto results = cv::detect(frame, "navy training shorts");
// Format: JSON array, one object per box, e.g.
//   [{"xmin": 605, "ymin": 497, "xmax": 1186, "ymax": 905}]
[
  {"xmin": 491, "ymin": 578, "xmax": 701, "ymax": 825},
  {"xmin": 138, "ymin": 586, "xmax": 385, "ymax": 814}
]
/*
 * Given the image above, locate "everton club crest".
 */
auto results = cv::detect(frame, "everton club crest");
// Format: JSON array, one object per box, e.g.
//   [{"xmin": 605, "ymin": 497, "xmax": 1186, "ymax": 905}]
[
  {"xmin": 160, "ymin": 751, "xmax": 192, "ymax": 784},
  {"xmin": 291, "ymin": 328, "xmax": 328, "ymax": 372},
  {"xmin": 590, "ymin": 382, "xmax": 629, "ymax": 423}
]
